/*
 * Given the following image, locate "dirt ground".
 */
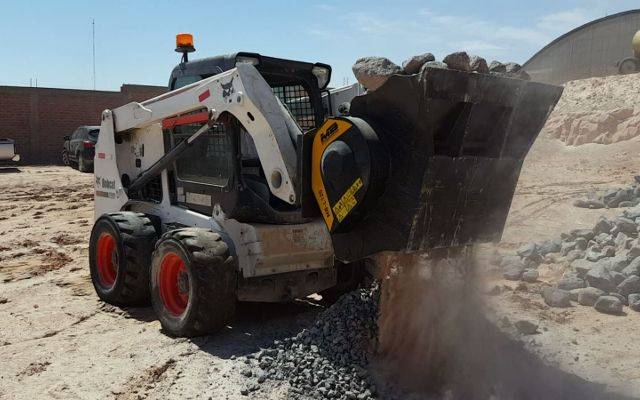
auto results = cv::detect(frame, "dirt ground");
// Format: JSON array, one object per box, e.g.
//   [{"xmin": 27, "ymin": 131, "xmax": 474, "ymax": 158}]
[{"xmin": 1, "ymin": 127, "xmax": 640, "ymax": 399}]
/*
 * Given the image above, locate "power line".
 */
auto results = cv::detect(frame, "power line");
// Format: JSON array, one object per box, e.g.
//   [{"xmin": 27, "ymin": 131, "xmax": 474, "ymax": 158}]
[{"xmin": 92, "ymin": 19, "xmax": 96, "ymax": 90}]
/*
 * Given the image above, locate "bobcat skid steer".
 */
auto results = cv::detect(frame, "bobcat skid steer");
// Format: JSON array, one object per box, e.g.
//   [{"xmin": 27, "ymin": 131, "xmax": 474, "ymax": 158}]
[{"xmin": 89, "ymin": 34, "xmax": 562, "ymax": 337}]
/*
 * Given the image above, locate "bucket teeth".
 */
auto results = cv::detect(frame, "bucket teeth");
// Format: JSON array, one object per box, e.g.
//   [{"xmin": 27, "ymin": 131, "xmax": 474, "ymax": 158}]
[{"xmin": 332, "ymin": 69, "xmax": 563, "ymax": 262}]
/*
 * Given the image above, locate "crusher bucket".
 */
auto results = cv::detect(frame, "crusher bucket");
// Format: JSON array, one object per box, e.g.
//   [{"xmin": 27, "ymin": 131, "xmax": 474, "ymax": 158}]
[{"xmin": 311, "ymin": 67, "xmax": 563, "ymax": 262}]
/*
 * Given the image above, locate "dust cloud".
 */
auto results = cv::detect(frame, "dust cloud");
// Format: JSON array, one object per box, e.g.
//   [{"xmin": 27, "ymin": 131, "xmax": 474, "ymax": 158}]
[{"xmin": 370, "ymin": 250, "xmax": 626, "ymax": 400}]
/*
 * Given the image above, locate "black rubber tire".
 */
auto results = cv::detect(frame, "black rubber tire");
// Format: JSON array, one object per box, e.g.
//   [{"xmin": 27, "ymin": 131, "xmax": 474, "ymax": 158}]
[
  {"xmin": 319, "ymin": 261, "xmax": 365, "ymax": 303},
  {"xmin": 619, "ymin": 59, "xmax": 638, "ymax": 75},
  {"xmin": 62, "ymin": 151, "xmax": 69, "ymax": 166},
  {"xmin": 89, "ymin": 212, "xmax": 158, "ymax": 306},
  {"xmin": 150, "ymin": 228, "xmax": 237, "ymax": 337},
  {"xmin": 78, "ymin": 152, "xmax": 89, "ymax": 172}
]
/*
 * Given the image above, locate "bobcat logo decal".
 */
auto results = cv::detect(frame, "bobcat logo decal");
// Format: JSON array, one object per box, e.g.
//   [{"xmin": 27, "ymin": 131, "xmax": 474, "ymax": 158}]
[{"xmin": 221, "ymin": 77, "xmax": 234, "ymax": 98}]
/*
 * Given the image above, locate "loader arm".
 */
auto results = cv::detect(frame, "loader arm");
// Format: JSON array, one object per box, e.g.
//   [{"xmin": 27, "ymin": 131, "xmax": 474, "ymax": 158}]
[{"xmin": 109, "ymin": 63, "xmax": 301, "ymax": 204}]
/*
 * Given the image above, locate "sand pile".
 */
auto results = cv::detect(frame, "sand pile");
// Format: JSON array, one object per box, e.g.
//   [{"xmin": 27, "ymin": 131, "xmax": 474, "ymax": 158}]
[{"xmin": 544, "ymin": 72, "xmax": 640, "ymax": 146}]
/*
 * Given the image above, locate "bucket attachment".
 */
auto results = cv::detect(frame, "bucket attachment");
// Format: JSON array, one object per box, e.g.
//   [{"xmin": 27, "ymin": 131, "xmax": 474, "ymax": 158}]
[{"xmin": 321, "ymin": 68, "xmax": 563, "ymax": 262}]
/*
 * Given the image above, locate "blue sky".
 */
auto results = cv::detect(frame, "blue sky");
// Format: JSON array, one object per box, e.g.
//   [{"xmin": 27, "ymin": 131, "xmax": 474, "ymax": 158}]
[{"xmin": 0, "ymin": 0, "xmax": 638, "ymax": 91}]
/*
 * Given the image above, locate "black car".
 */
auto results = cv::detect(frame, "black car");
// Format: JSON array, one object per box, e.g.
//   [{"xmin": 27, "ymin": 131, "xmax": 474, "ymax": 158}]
[{"xmin": 62, "ymin": 126, "xmax": 99, "ymax": 172}]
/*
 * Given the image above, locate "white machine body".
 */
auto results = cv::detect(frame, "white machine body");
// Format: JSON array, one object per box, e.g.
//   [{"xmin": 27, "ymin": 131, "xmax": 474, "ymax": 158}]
[{"xmin": 94, "ymin": 63, "xmax": 334, "ymax": 280}]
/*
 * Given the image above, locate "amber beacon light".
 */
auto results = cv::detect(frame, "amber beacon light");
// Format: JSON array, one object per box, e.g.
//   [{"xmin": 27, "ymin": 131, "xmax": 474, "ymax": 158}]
[{"xmin": 175, "ymin": 33, "xmax": 195, "ymax": 62}]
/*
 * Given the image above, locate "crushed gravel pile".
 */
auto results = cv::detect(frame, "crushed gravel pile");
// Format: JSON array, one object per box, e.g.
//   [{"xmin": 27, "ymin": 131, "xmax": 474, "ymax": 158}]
[
  {"xmin": 543, "ymin": 72, "xmax": 640, "ymax": 145},
  {"xmin": 238, "ymin": 286, "xmax": 380, "ymax": 399}
]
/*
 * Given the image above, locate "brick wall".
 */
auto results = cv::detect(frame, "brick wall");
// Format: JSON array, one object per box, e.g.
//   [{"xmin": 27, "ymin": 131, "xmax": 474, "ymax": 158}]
[{"xmin": 0, "ymin": 84, "xmax": 167, "ymax": 164}]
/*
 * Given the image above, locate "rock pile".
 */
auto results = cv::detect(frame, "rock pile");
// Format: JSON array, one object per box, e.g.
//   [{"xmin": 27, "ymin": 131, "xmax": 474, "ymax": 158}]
[
  {"xmin": 543, "ymin": 73, "xmax": 640, "ymax": 146},
  {"xmin": 238, "ymin": 286, "xmax": 380, "ymax": 399},
  {"xmin": 574, "ymin": 176, "xmax": 640, "ymax": 209},
  {"xmin": 501, "ymin": 207, "xmax": 640, "ymax": 315},
  {"xmin": 352, "ymin": 51, "xmax": 529, "ymax": 92}
]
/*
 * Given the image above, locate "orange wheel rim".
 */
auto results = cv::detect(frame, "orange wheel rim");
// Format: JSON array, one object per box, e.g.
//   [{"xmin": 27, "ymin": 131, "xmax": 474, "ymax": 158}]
[
  {"xmin": 159, "ymin": 252, "xmax": 189, "ymax": 316},
  {"xmin": 96, "ymin": 233, "xmax": 118, "ymax": 289}
]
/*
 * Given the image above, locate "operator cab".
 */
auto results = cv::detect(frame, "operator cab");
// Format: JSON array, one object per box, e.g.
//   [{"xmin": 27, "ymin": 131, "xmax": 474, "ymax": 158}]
[{"xmin": 150, "ymin": 35, "xmax": 332, "ymax": 224}]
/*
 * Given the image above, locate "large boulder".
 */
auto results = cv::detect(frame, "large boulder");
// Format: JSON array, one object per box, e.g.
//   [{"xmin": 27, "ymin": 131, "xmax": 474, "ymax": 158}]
[
  {"xmin": 488, "ymin": 61, "xmax": 506, "ymax": 73},
  {"xmin": 442, "ymin": 51, "xmax": 470, "ymax": 71},
  {"xmin": 571, "ymin": 258, "xmax": 596, "ymax": 278},
  {"xmin": 574, "ymin": 237, "xmax": 588, "ymax": 251},
  {"xmin": 622, "ymin": 257, "xmax": 640, "ymax": 277},
  {"xmin": 503, "ymin": 263, "xmax": 525, "ymax": 281},
  {"xmin": 517, "ymin": 242, "xmax": 538, "ymax": 258},
  {"xmin": 594, "ymin": 217, "xmax": 613, "ymax": 235},
  {"xmin": 617, "ymin": 275, "xmax": 640, "ymax": 297},
  {"xmin": 628, "ymin": 293, "xmax": 640, "ymax": 311},
  {"xmin": 615, "ymin": 232, "xmax": 632, "ymax": 249},
  {"xmin": 542, "ymin": 287, "xmax": 571, "ymax": 308},
  {"xmin": 514, "ymin": 319, "xmax": 538, "ymax": 335},
  {"xmin": 606, "ymin": 188, "xmax": 634, "ymax": 208},
  {"xmin": 575, "ymin": 287, "xmax": 605, "ymax": 306},
  {"xmin": 469, "ymin": 55, "xmax": 489, "ymax": 73},
  {"xmin": 585, "ymin": 247, "xmax": 610, "ymax": 262},
  {"xmin": 615, "ymin": 217, "xmax": 638, "ymax": 236},
  {"xmin": 566, "ymin": 250, "xmax": 585, "ymax": 262},
  {"xmin": 419, "ymin": 61, "xmax": 448, "ymax": 73},
  {"xmin": 522, "ymin": 269, "xmax": 539, "ymax": 283},
  {"xmin": 585, "ymin": 265, "xmax": 616, "ymax": 292},
  {"xmin": 573, "ymin": 199, "xmax": 606, "ymax": 209},
  {"xmin": 607, "ymin": 254, "xmax": 630, "ymax": 272},
  {"xmin": 504, "ymin": 62, "xmax": 531, "ymax": 80},
  {"xmin": 557, "ymin": 276, "xmax": 585, "ymax": 291},
  {"xmin": 570, "ymin": 229, "xmax": 595, "ymax": 241},
  {"xmin": 561, "ymin": 241, "xmax": 577, "ymax": 256},
  {"xmin": 352, "ymin": 57, "xmax": 402, "ymax": 91},
  {"xmin": 594, "ymin": 296, "xmax": 623, "ymax": 315},
  {"xmin": 538, "ymin": 239, "xmax": 561, "ymax": 255},
  {"xmin": 594, "ymin": 233, "xmax": 614, "ymax": 246},
  {"xmin": 401, "ymin": 53, "xmax": 435, "ymax": 75}
]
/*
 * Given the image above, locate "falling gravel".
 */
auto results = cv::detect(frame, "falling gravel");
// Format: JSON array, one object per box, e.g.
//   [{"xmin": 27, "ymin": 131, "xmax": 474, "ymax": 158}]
[{"xmin": 238, "ymin": 286, "xmax": 380, "ymax": 399}]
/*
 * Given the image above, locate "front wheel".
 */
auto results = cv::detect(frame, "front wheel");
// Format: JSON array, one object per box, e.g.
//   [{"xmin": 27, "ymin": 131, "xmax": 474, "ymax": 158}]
[
  {"xmin": 62, "ymin": 151, "xmax": 69, "ymax": 166},
  {"xmin": 150, "ymin": 228, "xmax": 237, "ymax": 337},
  {"xmin": 89, "ymin": 212, "xmax": 157, "ymax": 306}
]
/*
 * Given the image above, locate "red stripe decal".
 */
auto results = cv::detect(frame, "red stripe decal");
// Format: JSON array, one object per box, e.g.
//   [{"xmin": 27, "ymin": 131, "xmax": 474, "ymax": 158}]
[
  {"xmin": 97, "ymin": 152, "xmax": 106, "ymax": 159},
  {"xmin": 198, "ymin": 89, "xmax": 210, "ymax": 102},
  {"xmin": 162, "ymin": 111, "xmax": 210, "ymax": 130}
]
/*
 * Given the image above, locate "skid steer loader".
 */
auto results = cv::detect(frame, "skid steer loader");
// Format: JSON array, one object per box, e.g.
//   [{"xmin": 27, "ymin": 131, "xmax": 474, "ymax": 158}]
[{"xmin": 89, "ymin": 34, "xmax": 563, "ymax": 337}]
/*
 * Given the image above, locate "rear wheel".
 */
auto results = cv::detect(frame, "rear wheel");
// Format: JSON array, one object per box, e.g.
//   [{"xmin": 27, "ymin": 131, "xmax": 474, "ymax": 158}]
[
  {"xmin": 150, "ymin": 228, "xmax": 237, "ymax": 337},
  {"xmin": 89, "ymin": 212, "xmax": 157, "ymax": 306},
  {"xmin": 619, "ymin": 58, "xmax": 638, "ymax": 74}
]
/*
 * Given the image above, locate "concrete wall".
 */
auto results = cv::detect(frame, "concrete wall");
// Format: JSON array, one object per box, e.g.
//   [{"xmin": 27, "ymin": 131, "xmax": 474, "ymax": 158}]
[
  {"xmin": 523, "ymin": 10, "xmax": 640, "ymax": 84},
  {"xmin": 0, "ymin": 84, "xmax": 166, "ymax": 164}
]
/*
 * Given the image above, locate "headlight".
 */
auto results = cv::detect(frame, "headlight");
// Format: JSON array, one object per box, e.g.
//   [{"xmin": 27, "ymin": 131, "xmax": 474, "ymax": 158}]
[
  {"xmin": 312, "ymin": 66, "xmax": 331, "ymax": 89},
  {"xmin": 236, "ymin": 56, "xmax": 260, "ymax": 66}
]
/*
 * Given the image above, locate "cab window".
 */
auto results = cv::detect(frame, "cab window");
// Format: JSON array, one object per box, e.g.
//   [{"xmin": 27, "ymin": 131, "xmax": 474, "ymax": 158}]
[
  {"xmin": 173, "ymin": 75, "xmax": 203, "ymax": 90},
  {"xmin": 171, "ymin": 122, "xmax": 233, "ymax": 187}
]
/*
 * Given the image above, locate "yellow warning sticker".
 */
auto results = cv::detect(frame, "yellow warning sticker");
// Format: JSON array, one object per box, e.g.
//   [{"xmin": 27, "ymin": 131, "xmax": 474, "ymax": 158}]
[{"xmin": 332, "ymin": 178, "xmax": 364, "ymax": 223}]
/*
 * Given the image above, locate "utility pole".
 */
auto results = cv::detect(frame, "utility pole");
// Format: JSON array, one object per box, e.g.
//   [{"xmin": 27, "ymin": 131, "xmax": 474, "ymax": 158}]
[{"xmin": 92, "ymin": 19, "xmax": 96, "ymax": 90}]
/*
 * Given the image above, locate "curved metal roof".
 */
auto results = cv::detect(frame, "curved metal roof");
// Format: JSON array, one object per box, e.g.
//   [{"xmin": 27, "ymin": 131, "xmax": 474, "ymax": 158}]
[{"xmin": 524, "ymin": 9, "xmax": 640, "ymax": 67}]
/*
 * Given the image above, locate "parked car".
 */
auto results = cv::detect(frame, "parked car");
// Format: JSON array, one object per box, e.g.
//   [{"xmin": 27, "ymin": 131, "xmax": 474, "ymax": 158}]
[
  {"xmin": 0, "ymin": 138, "xmax": 20, "ymax": 162},
  {"xmin": 63, "ymin": 126, "xmax": 99, "ymax": 172}
]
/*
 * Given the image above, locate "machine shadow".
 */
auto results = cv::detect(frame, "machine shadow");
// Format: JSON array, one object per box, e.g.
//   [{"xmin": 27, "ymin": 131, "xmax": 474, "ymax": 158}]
[
  {"xmin": 188, "ymin": 299, "xmax": 325, "ymax": 359},
  {"xmin": 0, "ymin": 167, "xmax": 21, "ymax": 174}
]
